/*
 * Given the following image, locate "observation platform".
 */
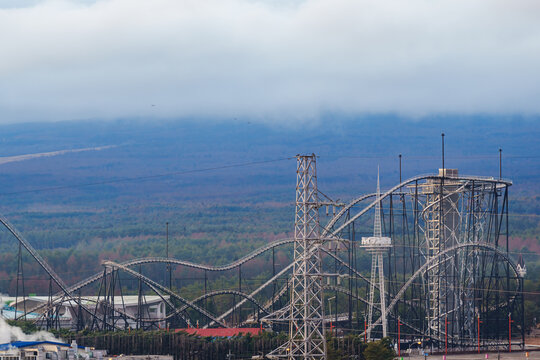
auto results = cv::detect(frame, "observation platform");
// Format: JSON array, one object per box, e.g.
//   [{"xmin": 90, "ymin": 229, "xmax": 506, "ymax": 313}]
[{"xmin": 360, "ymin": 236, "xmax": 392, "ymax": 248}]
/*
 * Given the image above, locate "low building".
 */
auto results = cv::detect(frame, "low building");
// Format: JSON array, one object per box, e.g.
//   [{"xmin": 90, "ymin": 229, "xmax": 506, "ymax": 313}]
[
  {"xmin": 0, "ymin": 340, "xmax": 106, "ymax": 360},
  {"xmin": 1, "ymin": 296, "xmax": 168, "ymax": 330},
  {"xmin": 0, "ymin": 341, "xmax": 172, "ymax": 360}
]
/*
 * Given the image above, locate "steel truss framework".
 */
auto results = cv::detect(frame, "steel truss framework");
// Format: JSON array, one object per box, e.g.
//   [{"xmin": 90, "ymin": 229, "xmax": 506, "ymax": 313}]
[
  {"xmin": 1, "ymin": 160, "xmax": 524, "ymax": 355},
  {"xmin": 267, "ymin": 154, "xmax": 327, "ymax": 359}
]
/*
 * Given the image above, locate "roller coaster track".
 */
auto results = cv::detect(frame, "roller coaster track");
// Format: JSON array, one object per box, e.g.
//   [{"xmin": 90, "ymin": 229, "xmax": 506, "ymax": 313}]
[
  {"xmin": 208, "ymin": 261, "xmax": 294, "ymax": 328},
  {"xmin": 323, "ymin": 193, "xmax": 377, "ymax": 234},
  {"xmin": 12, "ymin": 175, "xmax": 433, "ymax": 320},
  {"xmin": 328, "ymin": 175, "xmax": 511, "ymax": 236},
  {"xmin": 119, "ymin": 238, "xmax": 295, "ymax": 271},
  {"xmin": 6, "ymin": 173, "xmax": 515, "ymax": 334},
  {"xmin": 151, "ymin": 178, "xmax": 508, "ymax": 336},
  {"xmin": 208, "ymin": 177, "xmax": 450, "ymax": 327},
  {"xmin": 108, "ymin": 288, "xmax": 271, "ymax": 324},
  {"xmin": 322, "ymin": 285, "xmax": 428, "ymax": 339},
  {"xmin": 117, "ymin": 271, "xmax": 192, "ymax": 327},
  {"xmin": 28, "ymin": 273, "xmax": 192, "ymax": 328},
  {"xmin": 25, "ymin": 270, "xmax": 113, "ymax": 318},
  {"xmin": 103, "ymin": 260, "xmax": 228, "ymax": 328},
  {"xmin": 362, "ymin": 242, "xmax": 520, "ymax": 338},
  {"xmin": 34, "ymin": 296, "xmax": 144, "ymax": 326},
  {"xmin": 25, "ymin": 238, "xmax": 295, "ymax": 317},
  {"xmin": 0, "ymin": 214, "xmax": 116, "ymax": 329},
  {"xmin": 180, "ymin": 290, "xmax": 269, "ymax": 317},
  {"xmin": 95, "ymin": 286, "xmax": 270, "ymax": 325}
]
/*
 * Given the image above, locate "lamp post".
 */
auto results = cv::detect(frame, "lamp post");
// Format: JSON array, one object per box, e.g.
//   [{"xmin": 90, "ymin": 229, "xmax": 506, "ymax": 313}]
[
  {"xmin": 509, "ymin": 313, "xmax": 514, "ymax": 352},
  {"xmin": 398, "ymin": 317, "xmax": 402, "ymax": 357},
  {"xmin": 477, "ymin": 314, "xmax": 482, "ymax": 353},
  {"xmin": 445, "ymin": 316, "xmax": 448, "ymax": 355},
  {"xmin": 364, "ymin": 316, "xmax": 367, "ymax": 342},
  {"xmin": 328, "ymin": 296, "xmax": 336, "ymax": 336}
]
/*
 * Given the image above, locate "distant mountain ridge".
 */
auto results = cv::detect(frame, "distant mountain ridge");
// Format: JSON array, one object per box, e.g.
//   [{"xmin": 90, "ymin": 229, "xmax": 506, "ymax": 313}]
[
  {"xmin": 0, "ymin": 115, "xmax": 538, "ymax": 294},
  {"xmin": 0, "ymin": 115, "xmax": 537, "ymax": 209}
]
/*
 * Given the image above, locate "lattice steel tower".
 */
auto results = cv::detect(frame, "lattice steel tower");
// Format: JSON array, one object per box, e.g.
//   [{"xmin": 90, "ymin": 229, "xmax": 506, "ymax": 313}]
[
  {"xmin": 269, "ymin": 154, "xmax": 327, "ymax": 359},
  {"xmin": 361, "ymin": 168, "xmax": 391, "ymax": 340}
]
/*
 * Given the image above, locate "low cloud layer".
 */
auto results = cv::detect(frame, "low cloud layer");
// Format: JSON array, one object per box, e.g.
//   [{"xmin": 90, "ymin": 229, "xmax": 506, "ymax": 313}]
[{"xmin": 1, "ymin": 0, "xmax": 539, "ymax": 123}]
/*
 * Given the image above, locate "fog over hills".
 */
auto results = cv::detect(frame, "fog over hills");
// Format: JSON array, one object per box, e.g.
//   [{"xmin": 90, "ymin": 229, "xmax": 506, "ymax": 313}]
[
  {"xmin": 0, "ymin": 116, "xmax": 538, "ymax": 209},
  {"xmin": 0, "ymin": 115, "xmax": 538, "ymax": 292}
]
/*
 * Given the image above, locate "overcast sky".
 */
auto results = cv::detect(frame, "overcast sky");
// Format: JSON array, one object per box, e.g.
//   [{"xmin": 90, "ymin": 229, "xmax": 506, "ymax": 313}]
[{"xmin": 1, "ymin": 0, "xmax": 539, "ymax": 124}]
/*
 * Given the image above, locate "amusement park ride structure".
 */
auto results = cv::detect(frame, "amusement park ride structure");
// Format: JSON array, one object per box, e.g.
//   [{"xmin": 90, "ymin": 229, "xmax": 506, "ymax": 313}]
[
  {"xmin": 0, "ymin": 152, "xmax": 525, "ymax": 359},
  {"xmin": 360, "ymin": 167, "xmax": 391, "ymax": 340}
]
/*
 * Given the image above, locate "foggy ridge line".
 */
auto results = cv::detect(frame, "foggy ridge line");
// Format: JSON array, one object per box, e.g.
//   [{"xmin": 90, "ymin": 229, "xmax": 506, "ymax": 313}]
[{"xmin": 0, "ymin": 145, "xmax": 117, "ymax": 165}]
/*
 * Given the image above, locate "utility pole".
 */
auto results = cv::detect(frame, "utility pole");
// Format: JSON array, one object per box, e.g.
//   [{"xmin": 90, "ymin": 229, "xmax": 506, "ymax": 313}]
[{"xmin": 499, "ymin": 148, "xmax": 502, "ymax": 180}]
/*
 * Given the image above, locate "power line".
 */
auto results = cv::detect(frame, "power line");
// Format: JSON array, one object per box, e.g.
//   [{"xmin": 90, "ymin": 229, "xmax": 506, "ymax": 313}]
[
  {"xmin": 330, "ymin": 154, "xmax": 540, "ymax": 160},
  {"xmin": 0, "ymin": 157, "xmax": 294, "ymax": 197}
]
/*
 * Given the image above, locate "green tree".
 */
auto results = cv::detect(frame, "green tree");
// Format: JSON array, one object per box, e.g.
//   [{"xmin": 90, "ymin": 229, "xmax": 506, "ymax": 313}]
[
  {"xmin": 363, "ymin": 337, "xmax": 396, "ymax": 360},
  {"xmin": 7, "ymin": 320, "xmax": 38, "ymax": 334}
]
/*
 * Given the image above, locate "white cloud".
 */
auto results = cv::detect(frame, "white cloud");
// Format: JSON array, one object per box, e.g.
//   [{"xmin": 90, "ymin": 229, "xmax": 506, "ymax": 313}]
[{"xmin": 1, "ymin": 0, "xmax": 539, "ymax": 123}]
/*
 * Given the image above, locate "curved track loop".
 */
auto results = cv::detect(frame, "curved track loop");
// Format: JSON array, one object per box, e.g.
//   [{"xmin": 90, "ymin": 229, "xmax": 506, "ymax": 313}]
[
  {"xmin": 7, "ymin": 173, "xmax": 514, "ymax": 333},
  {"xmin": 103, "ymin": 260, "xmax": 228, "ymax": 328},
  {"xmin": 36, "ymin": 296, "xmax": 145, "ymax": 325},
  {"xmin": 120, "ymin": 239, "xmax": 294, "ymax": 271},
  {"xmin": 25, "ymin": 270, "xmax": 113, "ymax": 319},
  {"xmin": 120, "ymin": 272, "xmax": 192, "ymax": 327},
  {"xmin": 0, "ymin": 214, "xmax": 116, "ymax": 329},
  {"xmin": 180, "ymin": 290, "xmax": 269, "ymax": 318},
  {"xmin": 119, "ymin": 289, "xmax": 271, "ymax": 323},
  {"xmin": 244, "ymin": 246, "xmax": 375, "ymax": 325},
  {"xmin": 363, "ymin": 242, "xmax": 520, "ymax": 338},
  {"xmin": 323, "ymin": 193, "xmax": 376, "ymax": 234},
  {"xmin": 25, "ymin": 238, "xmax": 295, "ymax": 318},
  {"xmin": 207, "ymin": 262, "xmax": 294, "ymax": 328},
  {"xmin": 32, "ymin": 273, "xmax": 192, "ymax": 328},
  {"xmin": 329, "ymin": 175, "xmax": 511, "ymax": 236},
  {"xmin": 14, "ymin": 175, "xmax": 424, "ymax": 321},
  {"xmin": 322, "ymin": 285, "xmax": 427, "ymax": 339},
  {"xmin": 209, "ymin": 189, "xmax": 401, "ymax": 327}
]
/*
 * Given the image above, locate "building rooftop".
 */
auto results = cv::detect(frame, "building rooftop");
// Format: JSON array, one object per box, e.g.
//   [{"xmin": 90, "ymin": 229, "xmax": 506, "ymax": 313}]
[{"xmin": 0, "ymin": 341, "xmax": 82, "ymax": 351}]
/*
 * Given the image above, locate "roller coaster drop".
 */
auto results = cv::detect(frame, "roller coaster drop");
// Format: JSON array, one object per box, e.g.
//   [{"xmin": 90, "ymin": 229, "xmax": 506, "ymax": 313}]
[{"xmin": 1, "ymin": 154, "xmax": 524, "ymax": 355}]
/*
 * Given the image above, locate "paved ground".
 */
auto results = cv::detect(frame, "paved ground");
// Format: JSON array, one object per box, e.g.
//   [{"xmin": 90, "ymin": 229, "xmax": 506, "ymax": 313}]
[{"xmin": 405, "ymin": 350, "xmax": 540, "ymax": 360}]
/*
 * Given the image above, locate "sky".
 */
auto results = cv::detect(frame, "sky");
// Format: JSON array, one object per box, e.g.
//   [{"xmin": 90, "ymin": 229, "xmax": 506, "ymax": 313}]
[{"xmin": 1, "ymin": 0, "xmax": 540, "ymax": 124}]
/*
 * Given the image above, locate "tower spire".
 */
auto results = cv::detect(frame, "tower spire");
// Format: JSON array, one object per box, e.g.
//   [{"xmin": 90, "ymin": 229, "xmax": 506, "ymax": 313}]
[
  {"xmin": 374, "ymin": 166, "xmax": 382, "ymax": 238},
  {"xmin": 361, "ymin": 166, "xmax": 392, "ymax": 340}
]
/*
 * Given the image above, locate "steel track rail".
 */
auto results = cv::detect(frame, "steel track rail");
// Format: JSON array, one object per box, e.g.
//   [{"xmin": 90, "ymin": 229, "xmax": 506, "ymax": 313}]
[
  {"xmin": 322, "ymin": 285, "xmax": 426, "ymax": 338},
  {"xmin": 119, "ymin": 239, "xmax": 294, "ymax": 271},
  {"xmin": 362, "ymin": 242, "xmax": 520, "ymax": 337},
  {"xmin": 103, "ymin": 260, "xmax": 228, "ymax": 328},
  {"xmin": 25, "ymin": 238, "xmax": 294, "ymax": 317},
  {"xmin": 329, "ymin": 175, "xmax": 511, "ymax": 236},
  {"xmin": 10, "ymin": 173, "xmax": 514, "ymax": 333},
  {"xmin": 0, "ymin": 214, "xmax": 117, "ymax": 329}
]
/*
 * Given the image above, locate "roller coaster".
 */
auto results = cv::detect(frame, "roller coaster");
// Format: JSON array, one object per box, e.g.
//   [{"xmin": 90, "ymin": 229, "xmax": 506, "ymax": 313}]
[{"xmin": 0, "ymin": 157, "xmax": 524, "ymax": 353}]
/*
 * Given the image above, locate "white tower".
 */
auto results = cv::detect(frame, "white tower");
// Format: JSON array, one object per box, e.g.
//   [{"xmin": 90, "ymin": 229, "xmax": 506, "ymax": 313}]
[{"xmin": 361, "ymin": 167, "xmax": 392, "ymax": 339}]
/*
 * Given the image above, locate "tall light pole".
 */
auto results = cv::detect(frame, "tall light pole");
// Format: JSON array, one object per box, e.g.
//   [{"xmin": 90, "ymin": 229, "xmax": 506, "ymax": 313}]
[
  {"xmin": 328, "ymin": 296, "xmax": 336, "ymax": 336},
  {"xmin": 166, "ymin": 222, "xmax": 171, "ymax": 289}
]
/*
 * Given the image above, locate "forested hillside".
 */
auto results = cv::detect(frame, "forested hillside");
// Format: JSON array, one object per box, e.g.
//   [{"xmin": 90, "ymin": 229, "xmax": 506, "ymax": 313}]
[{"xmin": 0, "ymin": 116, "xmax": 538, "ymax": 324}]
